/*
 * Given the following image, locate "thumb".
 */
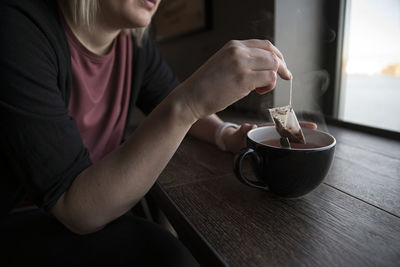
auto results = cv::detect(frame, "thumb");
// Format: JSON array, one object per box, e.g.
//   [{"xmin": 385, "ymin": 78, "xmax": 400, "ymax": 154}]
[{"xmin": 240, "ymin": 123, "xmax": 257, "ymax": 135}]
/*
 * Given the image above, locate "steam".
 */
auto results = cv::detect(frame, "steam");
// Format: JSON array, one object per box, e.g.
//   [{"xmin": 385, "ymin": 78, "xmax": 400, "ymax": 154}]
[
  {"xmin": 263, "ymin": 69, "xmax": 331, "ymax": 133},
  {"xmin": 295, "ymin": 69, "xmax": 330, "ymax": 133}
]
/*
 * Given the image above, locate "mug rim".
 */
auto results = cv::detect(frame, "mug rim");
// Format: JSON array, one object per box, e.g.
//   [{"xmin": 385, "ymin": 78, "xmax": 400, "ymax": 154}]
[{"xmin": 247, "ymin": 126, "xmax": 336, "ymax": 151}]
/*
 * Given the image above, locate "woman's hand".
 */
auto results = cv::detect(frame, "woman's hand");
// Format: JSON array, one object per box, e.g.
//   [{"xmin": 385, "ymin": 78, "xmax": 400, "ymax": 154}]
[
  {"xmin": 222, "ymin": 121, "xmax": 318, "ymax": 153},
  {"xmin": 177, "ymin": 40, "xmax": 291, "ymax": 122},
  {"xmin": 221, "ymin": 123, "xmax": 257, "ymax": 153}
]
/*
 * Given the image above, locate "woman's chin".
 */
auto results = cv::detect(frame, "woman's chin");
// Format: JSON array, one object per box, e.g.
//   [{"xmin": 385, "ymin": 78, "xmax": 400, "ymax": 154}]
[{"xmin": 128, "ymin": 17, "xmax": 152, "ymax": 28}]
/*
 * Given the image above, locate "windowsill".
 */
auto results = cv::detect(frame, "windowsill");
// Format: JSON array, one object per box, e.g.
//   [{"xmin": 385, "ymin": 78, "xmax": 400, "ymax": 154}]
[{"xmin": 218, "ymin": 108, "xmax": 400, "ymax": 141}]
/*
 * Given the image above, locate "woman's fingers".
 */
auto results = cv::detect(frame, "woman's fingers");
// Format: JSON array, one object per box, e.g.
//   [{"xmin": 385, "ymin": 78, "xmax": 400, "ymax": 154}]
[
  {"xmin": 223, "ymin": 39, "xmax": 290, "ymax": 93},
  {"xmin": 276, "ymin": 60, "xmax": 292, "ymax": 80},
  {"xmin": 251, "ymin": 70, "xmax": 277, "ymax": 94},
  {"xmin": 239, "ymin": 123, "xmax": 258, "ymax": 134},
  {"xmin": 255, "ymin": 86, "xmax": 273, "ymax": 94},
  {"xmin": 181, "ymin": 39, "xmax": 293, "ymax": 119},
  {"xmin": 247, "ymin": 49, "xmax": 279, "ymax": 71},
  {"xmin": 265, "ymin": 40, "xmax": 284, "ymax": 60},
  {"xmin": 239, "ymin": 39, "xmax": 292, "ymax": 80},
  {"xmin": 258, "ymin": 122, "xmax": 274, "ymax": 127},
  {"xmin": 299, "ymin": 121, "xmax": 318, "ymax": 130}
]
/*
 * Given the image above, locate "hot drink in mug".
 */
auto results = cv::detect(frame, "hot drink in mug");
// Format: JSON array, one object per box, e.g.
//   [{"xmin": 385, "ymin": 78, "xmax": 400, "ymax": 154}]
[{"xmin": 234, "ymin": 126, "xmax": 336, "ymax": 198}]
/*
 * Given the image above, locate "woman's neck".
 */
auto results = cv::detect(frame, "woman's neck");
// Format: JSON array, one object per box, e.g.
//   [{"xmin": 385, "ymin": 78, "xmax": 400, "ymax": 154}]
[{"xmin": 57, "ymin": 0, "xmax": 121, "ymax": 55}]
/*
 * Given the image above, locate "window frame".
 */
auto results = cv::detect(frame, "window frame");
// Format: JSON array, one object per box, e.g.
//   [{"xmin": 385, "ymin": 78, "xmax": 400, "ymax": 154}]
[{"xmin": 323, "ymin": 0, "xmax": 400, "ymax": 140}]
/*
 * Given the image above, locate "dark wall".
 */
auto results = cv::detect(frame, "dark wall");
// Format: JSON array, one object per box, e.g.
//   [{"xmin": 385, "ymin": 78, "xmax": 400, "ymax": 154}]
[
  {"xmin": 274, "ymin": 0, "xmax": 334, "ymax": 117},
  {"xmin": 152, "ymin": 0, "xmax": 330, "ymax": 118}
]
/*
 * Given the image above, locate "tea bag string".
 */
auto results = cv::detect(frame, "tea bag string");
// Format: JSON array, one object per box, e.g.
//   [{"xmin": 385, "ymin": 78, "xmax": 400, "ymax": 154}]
[{"xmin": 289, "ymin": 78, "xmax": 292, "ymax": 106}]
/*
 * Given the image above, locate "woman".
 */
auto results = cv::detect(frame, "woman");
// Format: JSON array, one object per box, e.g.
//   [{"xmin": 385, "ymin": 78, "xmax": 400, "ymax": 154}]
[{"xmin": 0, "ymin": 0, "xmax": 296, "ymax": 265}]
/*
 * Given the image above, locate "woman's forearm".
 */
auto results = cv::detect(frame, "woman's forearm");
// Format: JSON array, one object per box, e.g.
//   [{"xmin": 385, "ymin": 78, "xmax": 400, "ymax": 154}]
[
  {"xmin": 52, "ymin": 39, "xmax": 292, "ymax": 234},
  {"xmin": 188, "ymin": 114, "xmax": 223, "ymax": 145},
  {"xmin": 52, "ymin": 89, "xmax": 197, "ymax": 234}
]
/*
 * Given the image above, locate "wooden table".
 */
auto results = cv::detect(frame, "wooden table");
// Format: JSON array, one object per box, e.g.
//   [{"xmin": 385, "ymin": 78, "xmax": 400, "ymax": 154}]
[{"xmin": 150, "ymin": 121, "xmax": 400, "ymax": 267}]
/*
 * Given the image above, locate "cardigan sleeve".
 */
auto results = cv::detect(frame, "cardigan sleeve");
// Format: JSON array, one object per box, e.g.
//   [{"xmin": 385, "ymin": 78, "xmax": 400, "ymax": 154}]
[
  {"xmin": 0, "ymin": 2, "xmax": 92, "ymax": 213},
  {"xmin": 135, "ymin": 38, "xmax": 180, "ymax": 115}
]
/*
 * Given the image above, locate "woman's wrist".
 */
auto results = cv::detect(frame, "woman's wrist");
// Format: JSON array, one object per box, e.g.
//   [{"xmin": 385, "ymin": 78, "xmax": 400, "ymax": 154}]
[
  {"xmin": 215, "ymin": 122, "xmax": 240, "ymax": 151},
  {"xmin": 165, "ymin": 88, "xmax": 199, "ymax": 127}
]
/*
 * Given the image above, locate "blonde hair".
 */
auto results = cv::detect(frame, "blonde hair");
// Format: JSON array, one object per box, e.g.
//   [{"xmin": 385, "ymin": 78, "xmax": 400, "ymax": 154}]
[{"xmin": 65, "ymin": 0, "xmax": 148, "ymax": 46}]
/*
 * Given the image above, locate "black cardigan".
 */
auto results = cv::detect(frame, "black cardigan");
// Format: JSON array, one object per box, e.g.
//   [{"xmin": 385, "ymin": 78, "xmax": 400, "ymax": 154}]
[{"xmin": 0, "ymin": 0, "xmax": 179, "ymax": 215}]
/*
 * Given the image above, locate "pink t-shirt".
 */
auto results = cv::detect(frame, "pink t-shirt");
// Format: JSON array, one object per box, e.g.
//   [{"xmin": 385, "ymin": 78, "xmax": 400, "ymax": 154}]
[{"xmin": 64, "ymin": 23, "xmax": 132, "ymax": 162}]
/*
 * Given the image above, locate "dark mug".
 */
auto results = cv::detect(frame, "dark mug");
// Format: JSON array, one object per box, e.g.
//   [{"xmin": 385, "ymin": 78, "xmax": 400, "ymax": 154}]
[{"xmin": 234, "ymin": 126, "xmax": 336, "ymax": 198}]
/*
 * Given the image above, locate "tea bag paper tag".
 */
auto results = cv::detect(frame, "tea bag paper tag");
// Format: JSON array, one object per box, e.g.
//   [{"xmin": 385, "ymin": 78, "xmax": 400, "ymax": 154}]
[{"xmin": 269, "ymin": 105, "xmax": 306, "ymax": 144}]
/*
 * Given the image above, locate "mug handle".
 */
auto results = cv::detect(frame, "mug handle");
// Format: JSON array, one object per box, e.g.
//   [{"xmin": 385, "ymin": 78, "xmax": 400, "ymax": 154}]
[{"xmin": 234, "ymin": 148, "xmax": 269, "ymax": 191}]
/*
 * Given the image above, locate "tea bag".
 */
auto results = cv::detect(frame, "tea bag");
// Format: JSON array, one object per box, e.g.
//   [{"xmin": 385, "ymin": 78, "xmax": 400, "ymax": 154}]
[
  {"xmin": 269, "ymin": 105, "xmax": 306, "ymax": 144},
  {"xmin": 268, "ymin": 77, "xmax": 306, "ymax": 144}
]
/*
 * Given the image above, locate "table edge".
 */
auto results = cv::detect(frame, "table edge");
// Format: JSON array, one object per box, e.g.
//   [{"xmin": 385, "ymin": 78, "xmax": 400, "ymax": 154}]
[{"xmin": 149, "ymin": 182, "xmax": 230, "ymax": 267}]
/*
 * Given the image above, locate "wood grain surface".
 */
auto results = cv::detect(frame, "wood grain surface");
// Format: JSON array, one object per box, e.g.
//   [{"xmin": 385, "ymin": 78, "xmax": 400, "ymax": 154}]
[
  {"xmin": 326, "ymin": 125, "xmax": 400, "ymax": 217},
  {"xmin": 152, "ymin": 124, "xmax": 400, "ymax": 267}
]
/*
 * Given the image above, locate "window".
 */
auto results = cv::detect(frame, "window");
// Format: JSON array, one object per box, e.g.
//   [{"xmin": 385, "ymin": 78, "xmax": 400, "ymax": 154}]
[{"xmin": 338, "ymin": 0, "xmax": 400, "ymax": 132}]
